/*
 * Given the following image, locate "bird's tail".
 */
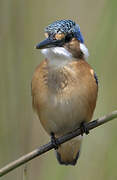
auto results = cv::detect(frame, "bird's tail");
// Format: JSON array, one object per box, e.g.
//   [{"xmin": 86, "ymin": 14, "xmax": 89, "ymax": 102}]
[{"xmin": 56, "ymin": 136, "xmax": 82, "ymax": 165}]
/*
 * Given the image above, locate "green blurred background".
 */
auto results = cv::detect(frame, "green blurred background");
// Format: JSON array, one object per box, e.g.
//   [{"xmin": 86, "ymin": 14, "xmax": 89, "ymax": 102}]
[{"xmin": 0, "ymin": 0, "xmax": 117, "ymax": 179}]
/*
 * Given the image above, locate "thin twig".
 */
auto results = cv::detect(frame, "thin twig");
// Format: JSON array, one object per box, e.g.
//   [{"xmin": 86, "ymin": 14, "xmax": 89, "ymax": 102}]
[{"xmin": 0, "ymin": 110, "xmax": 117, "ymax": 177}]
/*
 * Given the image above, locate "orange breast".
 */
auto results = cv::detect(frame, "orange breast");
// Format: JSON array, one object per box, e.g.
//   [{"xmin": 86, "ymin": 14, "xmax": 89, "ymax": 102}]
[{"xmin": 31, "ymin": 59, "xmax": 98, "ymax": 136}]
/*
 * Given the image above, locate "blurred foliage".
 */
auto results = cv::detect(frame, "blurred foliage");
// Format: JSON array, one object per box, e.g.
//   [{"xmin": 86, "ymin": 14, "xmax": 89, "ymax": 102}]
[{"xmin": 0, "ymin": 0, "xmax": 117, "ymax": 180}]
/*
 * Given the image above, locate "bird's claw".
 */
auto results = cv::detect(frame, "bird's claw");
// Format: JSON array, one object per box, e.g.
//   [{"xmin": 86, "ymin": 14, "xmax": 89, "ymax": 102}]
[
  {"xmin": 80, "ymin": 122, "xmax": 89, "ymax": 136},
  {"xmin": 51, "ymin": 132, "xmax": 59, "ymax": 150}
]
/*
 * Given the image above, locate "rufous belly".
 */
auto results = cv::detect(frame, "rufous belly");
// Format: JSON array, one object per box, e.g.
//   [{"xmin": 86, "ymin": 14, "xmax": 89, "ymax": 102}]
[
  {"xmin": 37, "ymin": 92, "xmax": 90, "ymax": 136},
  {"xmin": 32, "ymin": 60, "xmax": 98, "ymax": 137}
]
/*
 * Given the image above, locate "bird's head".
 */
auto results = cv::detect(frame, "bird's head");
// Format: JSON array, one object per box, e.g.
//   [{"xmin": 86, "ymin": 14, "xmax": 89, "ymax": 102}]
[{"xmin": 36, "ymin": 20, "xmax": 89, "ymax": 60}]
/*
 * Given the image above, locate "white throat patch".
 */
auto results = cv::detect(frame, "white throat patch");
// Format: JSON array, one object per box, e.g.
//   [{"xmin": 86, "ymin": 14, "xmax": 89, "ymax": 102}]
[
  {"xmin": 41, "ymin": 47, "xmax": 72, "ymax": 60},
  {"xmin": 41, "ymin": 44, "xmax": 89, "ymax": 66},
  {"xmin": 41, "ymin": 47, "xmax": 72, "ymax": 66}
]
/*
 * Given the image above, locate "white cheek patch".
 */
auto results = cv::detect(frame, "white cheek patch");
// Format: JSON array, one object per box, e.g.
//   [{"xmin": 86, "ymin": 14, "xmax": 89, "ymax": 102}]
[
  {"xmin": 41, "ymin": 44, "xmax": 89, "ymax": 62},
  {"xmin": 80, "ymin": 43, "xmax": 89, "ymax": 60}
]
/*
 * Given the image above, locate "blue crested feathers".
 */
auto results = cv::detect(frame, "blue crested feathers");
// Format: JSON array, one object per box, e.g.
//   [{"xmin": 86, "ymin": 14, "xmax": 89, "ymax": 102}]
[{"xmin": 45, "ymin": 20, "xmax": 84, "ymax": 43}]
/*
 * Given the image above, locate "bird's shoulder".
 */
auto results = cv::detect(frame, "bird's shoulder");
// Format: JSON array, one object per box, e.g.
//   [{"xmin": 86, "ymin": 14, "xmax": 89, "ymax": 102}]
[
  {"xmin": 68, "ymin": 60, "xmax": 98, "ymax": 86},
  {"xmin": 31, "ymin": 59, "xmax": 48, "ymax": 94}
]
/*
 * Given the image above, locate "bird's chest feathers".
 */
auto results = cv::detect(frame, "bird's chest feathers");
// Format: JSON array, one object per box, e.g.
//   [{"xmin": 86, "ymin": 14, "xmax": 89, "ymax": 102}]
[
  {"xmin": 40, "ymin": 65, "xmax": 83, "ymax": 134},
  {"xmin": 32, "ymin": 60, "xmax": 97, "ymax": 135},
  {"xmin": 42, "ymin": 64, "xmax": 84, "ymax": 123},
  {"xmin": 47, "ymin": 66, "xmax": 75, "ymax": 94},
  {"xmin": 40, "ymin": 63, "xmax": 80, "ymax": 116}
]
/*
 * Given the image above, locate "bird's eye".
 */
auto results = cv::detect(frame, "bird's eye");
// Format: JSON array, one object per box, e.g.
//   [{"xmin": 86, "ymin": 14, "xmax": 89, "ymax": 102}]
[{"xmin": 65, "ymin": 34, "xmax": 74, "ymax": 43}]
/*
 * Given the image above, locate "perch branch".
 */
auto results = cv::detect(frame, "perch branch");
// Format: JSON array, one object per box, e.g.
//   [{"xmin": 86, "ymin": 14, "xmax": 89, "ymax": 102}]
[{"xmin": 0, "ymin": 110, "xmax": 117, "ymax": 177}]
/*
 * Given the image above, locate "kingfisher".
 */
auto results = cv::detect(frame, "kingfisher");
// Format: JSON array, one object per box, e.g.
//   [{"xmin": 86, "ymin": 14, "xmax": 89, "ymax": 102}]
[{"xmin": 31, "ymin": 20, "xmax": 98, "ymax": 165}]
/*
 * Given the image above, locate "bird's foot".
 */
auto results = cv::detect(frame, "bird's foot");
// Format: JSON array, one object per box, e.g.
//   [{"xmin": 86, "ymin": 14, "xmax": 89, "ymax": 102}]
[
  {"xmin": 50, "ymin": 132, "xmax": 59, "ymax": 150},
  {"xmin": 80, "ymin": 122, "xmax": 89, "ymax": 136}
]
